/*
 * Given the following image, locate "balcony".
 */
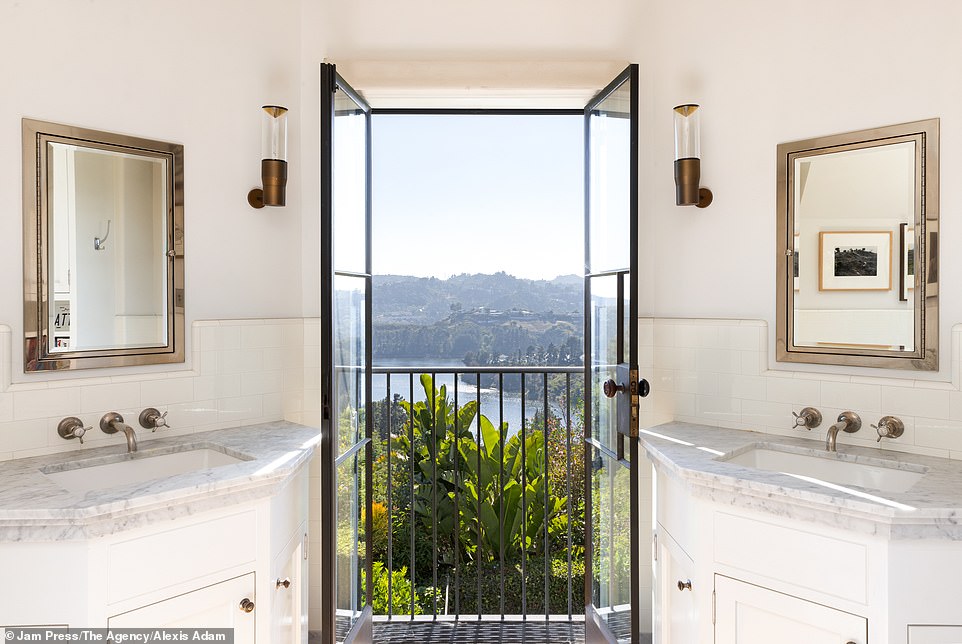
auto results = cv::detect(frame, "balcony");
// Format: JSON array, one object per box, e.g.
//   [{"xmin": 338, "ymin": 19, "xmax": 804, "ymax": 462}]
[{"xmin": 341, "ymin": 365, "xmax": 587, "ymax": 640}]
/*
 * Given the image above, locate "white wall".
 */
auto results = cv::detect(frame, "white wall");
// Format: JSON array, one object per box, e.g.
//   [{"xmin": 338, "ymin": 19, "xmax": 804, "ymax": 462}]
[
  {"xmin": 1, "ymin": 0, "xmax": 305, "ymax": 379},
  {"xmin": 638, "ymin": 0, "xmax": 962, "ymax": 381}
]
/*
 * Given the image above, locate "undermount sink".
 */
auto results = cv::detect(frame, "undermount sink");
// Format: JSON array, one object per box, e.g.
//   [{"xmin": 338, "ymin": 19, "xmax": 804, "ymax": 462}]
[
  {"xmin": 720, "ymin": 445, "xmax": 926, "ymax": 493},
  {"xmin": 42, "ymin": 448, "xmax": 249, "ymax": 494}
]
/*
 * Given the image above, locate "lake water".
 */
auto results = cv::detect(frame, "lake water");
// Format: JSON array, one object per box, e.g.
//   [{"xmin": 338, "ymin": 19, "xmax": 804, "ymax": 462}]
[{"xmin": 372, "ymin": 358, "xmax": 569, "ymax": 434}]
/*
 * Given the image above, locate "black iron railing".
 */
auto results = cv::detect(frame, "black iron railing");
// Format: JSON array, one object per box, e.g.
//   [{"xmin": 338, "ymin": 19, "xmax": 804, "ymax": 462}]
[{"xmin": 367, "ymin": 365, "xmax": 585, "ymax": 622}]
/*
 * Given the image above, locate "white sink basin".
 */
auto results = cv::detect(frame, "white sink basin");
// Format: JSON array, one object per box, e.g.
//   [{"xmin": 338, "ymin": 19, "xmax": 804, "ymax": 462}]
[
  {"xmin": 42, "ymin": 448, "xmax": 247, "ymax": 494},
  {"xmin": 720, "ymin": 446, "xmax": 925, "ymax": 493}
]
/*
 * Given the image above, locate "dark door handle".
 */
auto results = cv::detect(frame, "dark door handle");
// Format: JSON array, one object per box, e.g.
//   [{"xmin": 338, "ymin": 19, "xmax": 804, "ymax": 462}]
[{"xmin": 603, "ymin": 379, "xmax": 625, "ymax": 398}]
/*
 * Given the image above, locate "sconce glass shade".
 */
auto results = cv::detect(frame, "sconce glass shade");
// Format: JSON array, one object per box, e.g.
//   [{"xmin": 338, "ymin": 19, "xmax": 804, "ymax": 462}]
[
  {"xmin": 248, "ymin": 105, "xmax": 289, "ymax": 208},
  {"xmin": 673, "ymin": 104, "xmax": 701, "ymax": 160},
  {"xmin": 261, "ymin": 105, "xmax": 288, "ymax": 161}
]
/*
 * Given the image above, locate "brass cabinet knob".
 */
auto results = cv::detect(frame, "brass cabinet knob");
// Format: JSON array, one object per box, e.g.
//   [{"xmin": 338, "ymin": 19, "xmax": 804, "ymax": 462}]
[
  {"xmin": 677, "ymin": 579, "xmax": 692, "ymax": 591},
  {"xmin": 276, "ymin": 577, "xmax": 292, "ymax": 589},
  {"xmin": 239, "ymin": 598, "xmax": 255, "ymax": 613}
]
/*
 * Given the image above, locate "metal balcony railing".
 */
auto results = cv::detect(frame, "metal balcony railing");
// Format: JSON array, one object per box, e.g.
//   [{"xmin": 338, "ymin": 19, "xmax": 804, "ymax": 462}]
[{"xmin": 367, "ymin": 365, "xmax": 586, "ymax": 622}]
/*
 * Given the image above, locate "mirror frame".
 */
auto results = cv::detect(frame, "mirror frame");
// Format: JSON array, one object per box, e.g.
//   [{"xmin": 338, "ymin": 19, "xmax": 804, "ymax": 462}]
[
  {"xmin": 776, "ymin": 118, "xmax": 939, "ymax": 371},
  {"xmin": 22, "ymin": 118, "xmax": 185, "ymax": 371}
]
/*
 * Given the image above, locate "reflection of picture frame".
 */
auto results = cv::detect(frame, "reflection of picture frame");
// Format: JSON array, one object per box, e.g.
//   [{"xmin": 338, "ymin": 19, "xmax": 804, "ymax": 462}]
[
  {"xmin": 899, "ymin": 223, "xmax": 914, "ymax": 302},
  {"xmin": 818, "ymin": 230, "xmax": 892, "ymax": 291},
  {"xmin": 793, "ymin": 233, "xmax": 800, "ymax": 291}
]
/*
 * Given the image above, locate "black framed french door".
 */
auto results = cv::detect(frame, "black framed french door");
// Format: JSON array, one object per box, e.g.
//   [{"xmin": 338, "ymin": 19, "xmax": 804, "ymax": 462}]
[
  {"xmin": 583, "ymin": 64, "xmax": 645, "ymax": 644},
  {"xmin": 320, "ymin": 62, "xmax": 374, "ymax": 644}
]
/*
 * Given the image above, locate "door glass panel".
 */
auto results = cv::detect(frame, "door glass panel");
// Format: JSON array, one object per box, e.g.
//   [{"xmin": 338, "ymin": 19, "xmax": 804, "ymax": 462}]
[
  {"xmin": 591, "ymin": 455, "xmax": 632, "ymax": 641},
  {"xmin": 334, "ymin": 274, "xmax": 366, "ymax": 457},
  {"xmin": 590, "ymin": 273, "xmax": 620, "ymax": 451},
  {"xmin": 587, "ymin": 82, "xmax": 631, "ymax": 274},
  {"xmin": 333, "ymin": 90, "xmax": 368, "ymax": 274},
  {"xmin": 336, "ymin": 449, "xmax": 365, "ymax": 639}
]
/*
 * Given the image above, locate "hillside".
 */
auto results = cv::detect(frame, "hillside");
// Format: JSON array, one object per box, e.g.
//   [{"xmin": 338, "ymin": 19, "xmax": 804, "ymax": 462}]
[{"xmin": 372, "ymin": 273, "xmax": 584, "ymax": 363}]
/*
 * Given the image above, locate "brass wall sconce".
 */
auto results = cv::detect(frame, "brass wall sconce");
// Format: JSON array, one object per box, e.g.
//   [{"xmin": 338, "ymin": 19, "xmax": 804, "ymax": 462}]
[
  {"xmin": 673, "ymin": 104, "xmax": 713, "ymax": 208},
  {"xmin": 248, "ymin": 105, "xmax": 289, "ymax": 208}
]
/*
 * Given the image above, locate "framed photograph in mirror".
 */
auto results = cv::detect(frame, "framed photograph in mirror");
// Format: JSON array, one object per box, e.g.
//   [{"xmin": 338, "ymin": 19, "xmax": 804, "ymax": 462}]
[
  {"xmin": 818, "ymin": 230, "xmax": 892, "ymax": 291},
  {"xmin": 900, "ymin": 223, "xmax": 914, "ymax": 301}
]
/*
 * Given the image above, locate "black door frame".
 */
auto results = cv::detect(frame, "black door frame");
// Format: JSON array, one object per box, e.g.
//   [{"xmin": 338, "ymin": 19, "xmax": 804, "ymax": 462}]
[{"xmin": 582, "ymin": 63, "xmax": 640, "ymax": 644}]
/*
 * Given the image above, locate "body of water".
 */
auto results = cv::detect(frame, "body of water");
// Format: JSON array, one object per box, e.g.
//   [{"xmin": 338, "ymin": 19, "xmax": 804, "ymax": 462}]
[{"xmin": 372, "ymin": 358, "xmax": 572, "ymax": 435}]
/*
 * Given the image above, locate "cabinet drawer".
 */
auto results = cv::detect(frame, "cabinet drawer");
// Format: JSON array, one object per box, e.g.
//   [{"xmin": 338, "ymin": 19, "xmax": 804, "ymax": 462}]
[
  {"xmin": 656, "ymin": 470, "xmax": 693, "ymax": 555},
  {"xmin": 108, "ymin": 510, "xmax": 257, "ymax": 604},
  {"xmin": 909, "ymin": 626, "xmax": 962, "ymax": 643},
  {"xmin": 713, "ymin": 512, "xmax": 867, "ymax": 604}
]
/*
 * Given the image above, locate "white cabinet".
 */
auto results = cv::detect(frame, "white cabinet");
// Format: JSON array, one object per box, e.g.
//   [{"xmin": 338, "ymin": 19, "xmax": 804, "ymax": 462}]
[
  {"xmin": 1, "ymin": 465, "xmax": 310, "ymax": 644},
  {"xmin": 654, "ymin": 530, "xmax": 697, "ymax": 644},
  {"xmin": 271, "ymin": 526, "xmax": 308, "ymax": 644},
  {"xmin": 109, "ymin": 573, "xmax": 256, "ymax": 644},
  {"xmin": 714, "ymin": 575, "xmax": 866, "ymax": 644}
]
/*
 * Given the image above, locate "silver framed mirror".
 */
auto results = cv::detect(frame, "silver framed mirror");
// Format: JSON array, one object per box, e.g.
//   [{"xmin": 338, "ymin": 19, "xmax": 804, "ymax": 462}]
[
  {"xmin": 776, "ymin": 119, "xmax": 938, "ymax": 371},
  {"xmin": 22, "ymin": 119, "xmax": 185, "ymax": 371}
]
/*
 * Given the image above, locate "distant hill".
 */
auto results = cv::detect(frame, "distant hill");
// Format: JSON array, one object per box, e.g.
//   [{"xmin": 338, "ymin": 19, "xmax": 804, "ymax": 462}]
[
  {"xmin": 372, "ymin": 273, "xmax": 584, "ymax": 363},
  {"xmin": 374, "ymin": 272, "xmax": 583, "ymax": 325}
]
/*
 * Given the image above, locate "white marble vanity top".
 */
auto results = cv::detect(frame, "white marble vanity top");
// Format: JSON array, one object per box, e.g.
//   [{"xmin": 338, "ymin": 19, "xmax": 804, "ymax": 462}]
[
  {"xmin": 0, "ymin": 421, "xmax": 319, "ymax": 541},
  {"xmin": 641, "ymin": 422, "xmax": 962, "ymax": 540}
]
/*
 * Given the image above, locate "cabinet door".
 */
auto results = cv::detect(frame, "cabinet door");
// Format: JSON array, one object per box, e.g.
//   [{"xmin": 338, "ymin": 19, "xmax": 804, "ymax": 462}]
[
  {"xmin": 654, "ymin": 529, "xmax": 698, "ymax": 644},
  {"xmin": 272, "ymin": 530, "xmax": 308, "ymax": 644},
  {"xmin": 714, "ymin": 575, "xmax": 866, "ymax": 644},
  {"xmin": 108, "ymin": 573, "xmax": 255, "ymax": 644}
]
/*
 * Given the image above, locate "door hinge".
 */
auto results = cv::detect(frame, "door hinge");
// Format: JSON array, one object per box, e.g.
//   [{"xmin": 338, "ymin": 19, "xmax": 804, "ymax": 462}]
[
  {"xmin": 629, "ymin": 368, "xmax": 640, "ymax": 438},
  {"xmin": 652, "ymin": 532, "xmax": 658, "ymax": 562},
  {"xmin": 712, "ymin": 589, "xmax": 716, "ymax": 625},
  {"xmin": 304, "ymin": 532, "xmax": 309, "ymax": 560}
]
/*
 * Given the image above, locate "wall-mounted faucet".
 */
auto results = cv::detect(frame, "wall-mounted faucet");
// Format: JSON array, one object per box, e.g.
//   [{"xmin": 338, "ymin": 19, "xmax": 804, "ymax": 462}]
[
  {"xmin": 873, "ymin": 416, "xmax": 905, "ymax": 443},
  {"xmin": 792, "ymin": 407, "xmax": 822, "ymax": 430},
  {"xmin": 139, "ymin": 407, "xmax": 171, "ymax": 432},
  {"xmin": 100, "ymin": 412, "xmax": 138, "ymax": 453},
  {"xmin": 826, "ymin": 411, "xmax": 861, "ymax": 452}
]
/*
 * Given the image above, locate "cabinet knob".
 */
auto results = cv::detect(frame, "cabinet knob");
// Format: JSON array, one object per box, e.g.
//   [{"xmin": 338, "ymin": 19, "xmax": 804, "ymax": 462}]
[
  {"xmin": 239, "ymin": 598, "xmax": 255, "ymax": 613},
  {"xmin": 276, "ymin": 577, "xmax": 292, "ymax": 589},
  {"xmin": 677, "ymin": 579, "xmax": 692, "ymax": 591}
]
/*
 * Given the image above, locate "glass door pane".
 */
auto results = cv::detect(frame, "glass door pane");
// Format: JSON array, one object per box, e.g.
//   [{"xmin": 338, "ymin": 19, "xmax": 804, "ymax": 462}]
[
  {"xmin": 322, "ymin": 63, "xmax": 373, "ymax": 644},
  {"xmin": 584, "ymin": 64, "xmax": 639, "ymax": 644}
]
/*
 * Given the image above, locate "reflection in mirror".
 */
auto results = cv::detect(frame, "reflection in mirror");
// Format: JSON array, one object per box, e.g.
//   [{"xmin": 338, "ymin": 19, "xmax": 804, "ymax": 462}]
[
  {"xmin": 776, "ymin": 119, "xmax": 938, "ymax": 370},
  {"xmin": 23, "ymin": 119, "xmax": 184, "ymax": 371}
]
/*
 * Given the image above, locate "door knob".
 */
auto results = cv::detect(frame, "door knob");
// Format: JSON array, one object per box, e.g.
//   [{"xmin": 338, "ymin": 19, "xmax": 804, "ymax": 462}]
[
  {"xmin": 239, "ymin": 598, "xmax": 255, "ymax": 613},
  {"xmin": 677, "ymin": 579, "xmax": 692, "ymax": 591},
  {"xmin": 276, "ymin": 577, "xmax": 292, "ymax": 589},
  {"xmin": 603, "ymin": 379, "xmax": 625, "ymax": 398}
]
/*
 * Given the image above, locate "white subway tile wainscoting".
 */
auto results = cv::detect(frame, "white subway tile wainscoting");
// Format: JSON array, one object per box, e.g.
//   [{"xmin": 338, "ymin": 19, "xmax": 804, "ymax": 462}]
[{"xmin": 639, "ymin": 318, "xmax": 962, "ymax": 461}]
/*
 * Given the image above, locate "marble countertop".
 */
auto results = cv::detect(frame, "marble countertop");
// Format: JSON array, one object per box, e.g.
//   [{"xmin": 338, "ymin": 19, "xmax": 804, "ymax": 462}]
[
  {"xmin": 641, "ymin": 422, "xmax": 962, "ymax": 540},
  {"xmin": 0, "ymin": 421, "xmax": 320, "ymax": 541}
]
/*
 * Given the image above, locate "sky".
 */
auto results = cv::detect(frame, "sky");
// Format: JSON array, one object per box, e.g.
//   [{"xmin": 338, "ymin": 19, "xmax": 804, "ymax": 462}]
[{"xmin": 372, "ymin": 113, "xmax": 584, "ymax": 281}]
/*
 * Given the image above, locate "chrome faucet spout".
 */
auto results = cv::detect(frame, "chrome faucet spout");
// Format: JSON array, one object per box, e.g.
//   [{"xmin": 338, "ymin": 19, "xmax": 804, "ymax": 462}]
[{"xmin": 826, "ymin": 411, "xmax": 861, "ymax": 452}]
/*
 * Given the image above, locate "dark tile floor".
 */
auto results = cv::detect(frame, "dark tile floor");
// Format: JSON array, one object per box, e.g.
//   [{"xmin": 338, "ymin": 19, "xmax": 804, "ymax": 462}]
[{"xmin": 372, "ymin": 620, "xmax": 585, "ymax": 644}]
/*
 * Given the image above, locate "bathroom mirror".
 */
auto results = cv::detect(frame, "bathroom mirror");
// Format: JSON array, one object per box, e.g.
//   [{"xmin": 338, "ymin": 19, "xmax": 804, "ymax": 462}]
[
  {"xmin": 776, "ymin": 119, "xmax": 939, "ymax": 370},
  {"xmin": 22, "ymin": 119, "xmax": 185, "ymax": 371}
]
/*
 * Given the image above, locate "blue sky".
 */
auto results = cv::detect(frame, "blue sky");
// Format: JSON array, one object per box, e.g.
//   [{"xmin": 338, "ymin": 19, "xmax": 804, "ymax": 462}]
[{"xmin": 372, "ymin": 114, "xmax": 584, "ymax": 280}]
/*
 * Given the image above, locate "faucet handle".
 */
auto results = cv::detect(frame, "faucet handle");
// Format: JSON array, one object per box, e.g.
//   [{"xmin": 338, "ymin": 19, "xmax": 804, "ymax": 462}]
[
  {"xmin": 57, "ymin": 417, "xmax": 91, "ymax": 444},
  {"xmin": 792, "ymin": 407, "xmax": 822, "ymax": 430},
  {"xmin": 139, "ymin": 407, "xmax": 170, "ymax": 432},
  {"xmin": 872, "ymin": 416, "xmax": 905, "ymax": 442}
]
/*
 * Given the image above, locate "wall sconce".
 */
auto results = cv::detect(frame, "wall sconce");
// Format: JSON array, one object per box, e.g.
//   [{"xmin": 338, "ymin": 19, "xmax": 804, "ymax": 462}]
[
  {"xmin": 247, "ymin": 105, "xmax": 289, "ymax": 209},
  {"xmin": 673, "ymin": 104, "xmax": 713, "ymax": 208}
]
